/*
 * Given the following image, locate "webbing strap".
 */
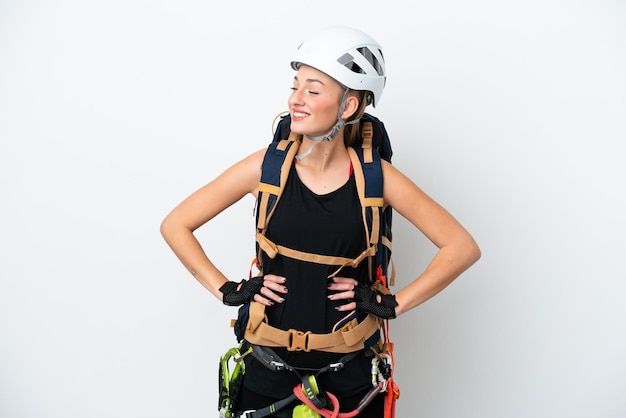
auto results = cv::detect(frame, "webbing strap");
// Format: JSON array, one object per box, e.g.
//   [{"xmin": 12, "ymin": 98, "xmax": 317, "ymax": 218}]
[
  {"xmin": 256, "ymin": 232, "xmax": 376, "ymax": 277},
  {"xmin": 245, "ymin": 301, "xmax": 380, "ymax": 353},
  {"xmin": 364, "ymin": 197, "xmax": 384, "ymax": 207},
  {"xmin": 276, "ymin": 138, "xmax": 291, "ymax": 151},
  {"xmin": 239, "ymin": 394, "xmax": 297, "ymax": 418},
  {"xmin": 388, "ymin": 258, "xmax": 396, "ymax": 287},
  {"xmin": 256, "ymin": 139, "xmax": 300, "ymax": 231},
  {"xmin": 256, "ymin": 190, "xmax": 271, "ymax": 230},
  {"xmin": 361, "ymin": 121, "xmax": 374, "ymax": 163},
  {"xmin": 381, "ymin": 235, "xmax": 392, "ymax": 250},
  {"xmin": 348, "ymin": 146, "xmax": 383, "ymax": 281},
  {"xmin": 382, "ymin": 236, "xmax": 396, "ymax": 286},
  {"xmin": 258, "ymin": 182, "xmax": 281, "ymax": 196}
]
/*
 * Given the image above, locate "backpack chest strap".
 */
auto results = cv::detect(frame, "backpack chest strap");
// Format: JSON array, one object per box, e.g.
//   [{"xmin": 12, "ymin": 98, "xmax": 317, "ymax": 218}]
[{"xmin": 256, "ymin": 232, "xmax": 377, "ymax": 277}]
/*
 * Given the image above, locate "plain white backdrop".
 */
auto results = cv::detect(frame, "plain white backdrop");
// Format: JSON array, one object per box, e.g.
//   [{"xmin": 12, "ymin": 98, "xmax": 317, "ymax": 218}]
[{"xmin": 1, "ymin": 1, "xmax": 625, "ymax": 417}]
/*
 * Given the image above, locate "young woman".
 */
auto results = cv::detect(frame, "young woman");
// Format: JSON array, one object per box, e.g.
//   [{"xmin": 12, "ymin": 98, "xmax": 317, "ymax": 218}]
[{"xmin": 161, "ymin": 26, "xmax": 480, "ymax": 418}]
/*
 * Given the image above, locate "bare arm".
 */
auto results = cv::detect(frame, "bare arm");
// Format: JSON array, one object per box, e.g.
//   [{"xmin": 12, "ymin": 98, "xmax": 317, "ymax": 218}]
[
  {"xmin": 328, "ymin": 160, "xmax": 481, "ymax": 317},
  {"xmin": 159, "ymin": 148, "xmax": 266, "ymax": 301},
  {"xmin": 382, "ymin": 160, "xmax": 481, "ymax": 315}
]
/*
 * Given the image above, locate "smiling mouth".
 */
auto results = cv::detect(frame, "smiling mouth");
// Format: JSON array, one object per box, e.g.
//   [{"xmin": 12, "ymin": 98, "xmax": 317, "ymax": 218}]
[{"xmin": 292, "ymin": 111, "xmax": 309, "ymax": 119}]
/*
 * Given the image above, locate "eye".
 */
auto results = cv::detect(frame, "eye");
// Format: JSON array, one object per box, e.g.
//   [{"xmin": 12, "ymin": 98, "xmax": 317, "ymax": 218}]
[
  {"xmin": 289, "ymin": 86, "xmax": 320, "ymax": 96},
  {"xmin": 289, "ymin": 87, "xmax": 319, "ymax": 95}
]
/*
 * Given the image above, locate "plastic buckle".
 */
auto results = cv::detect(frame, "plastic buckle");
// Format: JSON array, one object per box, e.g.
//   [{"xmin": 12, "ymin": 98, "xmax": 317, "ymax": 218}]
[
  {"xmin": 269, "ymin": 360, "xmax": 286, "ymax": 371},
  {"xmin": 328, "ymin": 362, "xmax": 345, "ymax": 372},
  {"xmin": 239, "ymin": 410, "xmax": 255, "ymax": 418},
  {"xmin": 288, "ymin": 329, "xmax": 312, "ymax": 352}
]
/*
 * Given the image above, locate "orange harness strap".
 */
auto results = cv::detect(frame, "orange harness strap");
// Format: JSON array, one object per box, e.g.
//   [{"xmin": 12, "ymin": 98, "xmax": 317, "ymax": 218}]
[{"xmin": 243, "ymin": 301, "xmax": 381, "ymax": 353}]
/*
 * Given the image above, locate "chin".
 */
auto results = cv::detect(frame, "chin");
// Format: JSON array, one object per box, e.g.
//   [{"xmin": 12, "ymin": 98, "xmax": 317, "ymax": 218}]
[
  {"xmin": 289, "ymin": 120, "xmax": 307, "ymax": 136},
  {"xmin": 291, "ymin": 120, "xmax": 329, "ymax": 138}
]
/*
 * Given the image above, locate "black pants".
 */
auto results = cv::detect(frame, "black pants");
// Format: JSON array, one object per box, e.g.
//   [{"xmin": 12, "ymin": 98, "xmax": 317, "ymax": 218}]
[{"xmin": 235, "ymin": 384, "xmax": 385, "ymax": 417}]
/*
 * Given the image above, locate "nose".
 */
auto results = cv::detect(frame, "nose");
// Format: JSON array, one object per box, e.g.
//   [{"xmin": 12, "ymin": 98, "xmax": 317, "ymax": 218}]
[{"xmin": 288, "ymin": 88, "xmax": 304, "ymax": 108}]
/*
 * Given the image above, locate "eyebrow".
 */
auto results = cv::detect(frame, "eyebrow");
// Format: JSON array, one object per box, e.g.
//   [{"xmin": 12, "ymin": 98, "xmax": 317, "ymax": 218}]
[{"xmin": 293, "ymin": 75, "xmax": 326, "ymax": 86}]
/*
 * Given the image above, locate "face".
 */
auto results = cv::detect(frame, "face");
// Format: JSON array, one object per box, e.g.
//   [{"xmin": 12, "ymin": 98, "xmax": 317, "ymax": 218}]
[{"xmin": 288, "ymin": 65, "xmax": 345, "ymax": 138}]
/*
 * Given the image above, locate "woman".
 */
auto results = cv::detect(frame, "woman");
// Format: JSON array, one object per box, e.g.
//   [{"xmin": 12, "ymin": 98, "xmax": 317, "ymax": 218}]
[{"xmin": 161, "ymin": 26, "xmax": 480, "ymax": 418}]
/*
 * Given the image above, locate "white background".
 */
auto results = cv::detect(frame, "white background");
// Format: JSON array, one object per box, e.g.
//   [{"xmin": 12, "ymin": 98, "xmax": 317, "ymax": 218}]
[{"xmin": 1, "ymin": 1, "xmax": 625, "ymax": 417}]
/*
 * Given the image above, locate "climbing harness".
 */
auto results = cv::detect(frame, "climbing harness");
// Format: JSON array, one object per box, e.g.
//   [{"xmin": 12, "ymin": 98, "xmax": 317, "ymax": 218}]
[{"xmin": 227, "ymin": 341, "xmax": 395, "ymax": 418}]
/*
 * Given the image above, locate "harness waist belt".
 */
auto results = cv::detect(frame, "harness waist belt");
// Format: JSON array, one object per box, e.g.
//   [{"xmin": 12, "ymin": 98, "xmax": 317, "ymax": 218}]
[{"xmin": 243, "ymin": 302, "xmax": 380, "ymax": 353}]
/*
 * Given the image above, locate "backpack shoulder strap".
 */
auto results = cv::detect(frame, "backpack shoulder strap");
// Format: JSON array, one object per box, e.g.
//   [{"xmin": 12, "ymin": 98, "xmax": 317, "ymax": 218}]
[
  {"xmin": 349, "ymin": 120, "xmax": 395, "ymax": 287},
  {"xmin": 348, "ymin": 121, "xmax": 385, "ymax": 284},
  {"xmin": 255, "ymin": 133, "xmax": 300, "ymax": 266}
]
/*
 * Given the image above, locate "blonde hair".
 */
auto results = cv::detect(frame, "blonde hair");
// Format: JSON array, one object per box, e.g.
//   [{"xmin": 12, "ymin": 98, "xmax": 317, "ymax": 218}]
[{"xmin": 343, "ymin": 90, "xmax": 369, "ymax": 147}]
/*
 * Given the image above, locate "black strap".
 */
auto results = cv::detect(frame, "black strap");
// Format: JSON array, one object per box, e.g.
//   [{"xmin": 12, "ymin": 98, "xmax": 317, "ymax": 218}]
[
  {"xmin": 237, "ymin": 393, "xmax": 296, "ymax": 418},
  {"xmin": 247, "ymin": 343, "xmax": 362, "ymax": 376}
]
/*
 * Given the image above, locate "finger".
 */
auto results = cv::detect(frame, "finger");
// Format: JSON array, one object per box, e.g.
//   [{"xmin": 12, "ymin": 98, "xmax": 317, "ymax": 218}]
[
  {"xmin": 327, "ymin": 290, "xmax": 355, "ymax": 301},
  {"xmin": 327, "ymin": 281, "xmax": 357, "ymax": 292},
  {"xmin": 253, "ymin": 293, "xmax": 273, "ymax": 307},
  {"xmin": 263, "ymin": 278, "xmax": 288, "ymax": 295},
  {"xmin": 259, "ymin": 286, "xmax": 285, "ymax": 304},
  {"xmin": 264, "ymin": 274, "xmax": 287, "ymax": 284},
  {"xmin": 331, "ymin": 277, "xmax": 357, "ymax": 285},
  {"xmin": 335, "ymin": 301, "xmax": 357, "ymax": 312}
]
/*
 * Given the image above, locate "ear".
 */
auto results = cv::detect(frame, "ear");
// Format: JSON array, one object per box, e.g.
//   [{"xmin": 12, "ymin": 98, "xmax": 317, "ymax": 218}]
[{"xmin": 341, "ymin": 93, "xmax": 360, "ymax": 120}]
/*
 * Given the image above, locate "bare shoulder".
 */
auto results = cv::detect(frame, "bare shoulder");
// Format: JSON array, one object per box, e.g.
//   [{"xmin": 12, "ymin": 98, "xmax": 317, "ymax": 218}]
[
  {"xmin": 230, "ymin": 147, "xmax": 266, "ymax": 174},
  {"xmin": 381, "ymin": 159, "xmax": 433, "ymax": 216},
  {"xmin": 160, "ymin": 147, "xmax": 269, "ymax": 232},
  {"xmin": 381, "ymin": 159, "xmax": 479, "ymax": 253},
  {"xmin": 381, "ymin": 160, "xmax": 420, "ymax": 196},
  {"xmin": 221, "ymin": 147, "xmax": 268, "ymax": 197},
  {"xmin": 242, "ymin": 147, "xmax": 267, "ymax": 166},
  {"xmin": 193, "ymin": 146, "xmax": 267, "ymax": 205}
]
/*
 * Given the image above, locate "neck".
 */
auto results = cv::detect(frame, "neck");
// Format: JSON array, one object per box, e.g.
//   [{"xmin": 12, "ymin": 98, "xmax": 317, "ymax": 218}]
[{"xmin": 297, "ymin": 134, "xmax": 349, "ymax": 172}]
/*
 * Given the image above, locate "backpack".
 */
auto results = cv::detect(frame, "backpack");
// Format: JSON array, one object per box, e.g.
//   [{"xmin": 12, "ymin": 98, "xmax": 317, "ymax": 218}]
[
  {"xmin": 254, "ymin": 112, "xmax": 395, "ymax": 288},
  {"xmin": 221, "ymin": 113, "xmax": 401, "ymax": 416},
  {"xmin": 233, "ymin": 112, "xmax": 396, "ymax": 354}
]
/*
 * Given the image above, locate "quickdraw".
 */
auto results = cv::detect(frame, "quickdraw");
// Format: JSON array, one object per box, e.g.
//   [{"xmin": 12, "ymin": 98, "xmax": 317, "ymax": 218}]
[{"xmin": 219, "ymin": 346, "xmax": 251, "ymax": 418}]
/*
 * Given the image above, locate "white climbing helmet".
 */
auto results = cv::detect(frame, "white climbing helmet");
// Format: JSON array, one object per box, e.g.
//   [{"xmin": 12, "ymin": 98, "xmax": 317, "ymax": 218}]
[{"xmin": 291, "ymin": 26, "xmax": 387, "ymax": 107}]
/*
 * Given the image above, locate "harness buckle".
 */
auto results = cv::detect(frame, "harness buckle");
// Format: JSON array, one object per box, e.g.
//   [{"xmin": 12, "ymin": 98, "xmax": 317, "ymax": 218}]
[
  {"xmin": 328, "ymin": 361, "xmax": 345, "ymax": 372},
  {"xmin": 287, "ymin": 329, "xmax": 312, "ymax": 352},
  {"xmin": 269, "ymin": 360, "xmax": 287, "ymax": 371}
]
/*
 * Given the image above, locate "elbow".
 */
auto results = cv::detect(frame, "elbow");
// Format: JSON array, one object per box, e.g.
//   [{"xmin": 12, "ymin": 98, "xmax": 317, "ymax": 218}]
[
  {"xmin": 160, "ymin": 214, "xmax": 175, "ymax": 242},
  {"xmin": 466, "ymin": 238, "xmax": 481, "ymax": 267},
  {"xmin": 159, "ymin": 219, "xmax": 167, "ymax": 239},
  {"xmin": 472, "ymin": 245, "xmax": 481, "ymax": 265},
  {"xmin": 160, "ymin": 212, "xmax": 196, "ymax": 246}
]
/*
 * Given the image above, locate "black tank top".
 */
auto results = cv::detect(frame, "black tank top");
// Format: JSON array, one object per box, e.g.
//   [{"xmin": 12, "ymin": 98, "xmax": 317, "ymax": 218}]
[{"xmin": 244, "ymin": 162, "xmax": 374, "ymax": 398}]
